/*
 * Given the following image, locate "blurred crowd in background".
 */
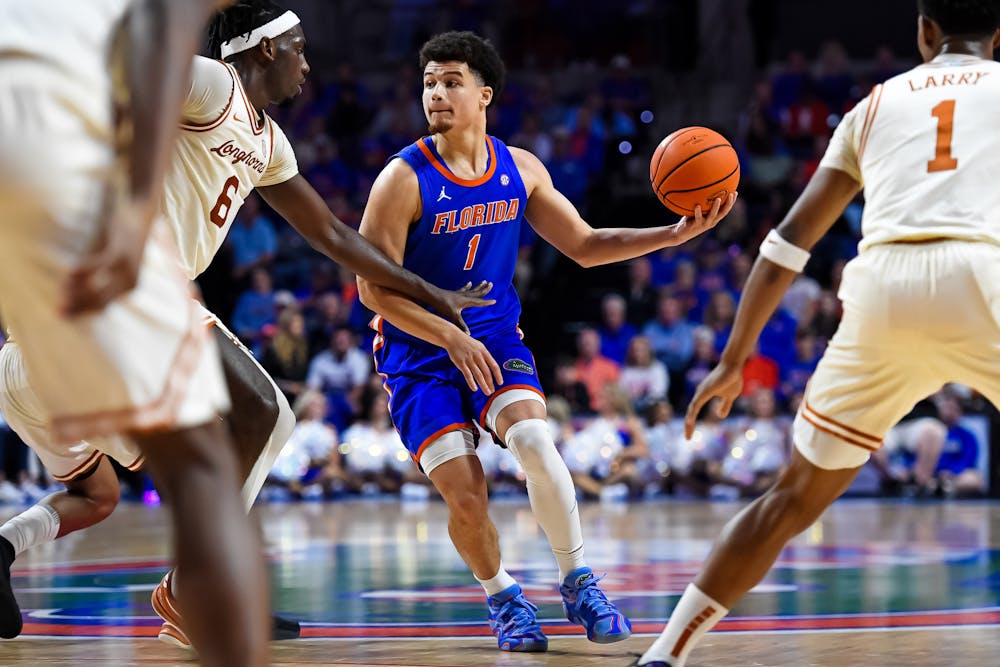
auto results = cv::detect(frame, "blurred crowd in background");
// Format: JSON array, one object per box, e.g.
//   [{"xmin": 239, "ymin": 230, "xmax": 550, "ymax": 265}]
[{"xmin": 0, "ymin": 0, "xmax": 992, "ymax": 505}]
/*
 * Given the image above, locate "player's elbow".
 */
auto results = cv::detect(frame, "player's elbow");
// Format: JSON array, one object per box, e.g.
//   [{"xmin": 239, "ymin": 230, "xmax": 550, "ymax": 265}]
[{"xmin": 356, "ymin": 278, "xmax": 379, "ymax": 311}]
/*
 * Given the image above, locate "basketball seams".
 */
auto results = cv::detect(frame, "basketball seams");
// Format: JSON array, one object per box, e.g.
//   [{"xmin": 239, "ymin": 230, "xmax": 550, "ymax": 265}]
[
  {"xmin": 651, "ymin": 127, "xmax": 701, "ymax": 183},
  {"xmin": 661, "ymin": 163, "xmax": 739, "ymax": 195},
  {"xmin": 655, "ymin": 144, "xmax": 733, "ymax": 192}
]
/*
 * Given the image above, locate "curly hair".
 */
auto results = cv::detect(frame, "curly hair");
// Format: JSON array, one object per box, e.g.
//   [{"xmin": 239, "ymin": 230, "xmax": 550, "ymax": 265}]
[
  {"xmin": 207, "ymin": 0, "xmax": 286, "ymax": 60},
  {"xmin": 918, "ymin": 0, "xmax": 1000, "ymax": 37},
  {"xmin": 419, "ymin": 31, "xmax": 506, "ymax": 106}
]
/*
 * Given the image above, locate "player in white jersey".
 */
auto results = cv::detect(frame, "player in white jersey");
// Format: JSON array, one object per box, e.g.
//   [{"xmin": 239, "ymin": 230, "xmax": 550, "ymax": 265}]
[
  {"xmin": 0, "ymin": 0, "xmax": 499, "ymax": 650},
  {"xmin": 635, "ymin": 2, "xmax": 1000, "ymax": 665},
  {"xmin": 0, "ymin": 1, "xmax": 277, "ymax": 665}
]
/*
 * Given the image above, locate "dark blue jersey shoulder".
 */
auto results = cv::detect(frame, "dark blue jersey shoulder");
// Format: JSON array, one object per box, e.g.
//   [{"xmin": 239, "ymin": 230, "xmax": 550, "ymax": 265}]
[{"xmin": 376, "ymin": 135, "xmax": 528, "ymax": 344}]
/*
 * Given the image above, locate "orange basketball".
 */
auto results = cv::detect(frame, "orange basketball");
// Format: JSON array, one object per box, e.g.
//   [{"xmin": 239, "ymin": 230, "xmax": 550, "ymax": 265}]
[{"xmin": 650, "ymin": 126, "xmax": 740, "ymax": 217}]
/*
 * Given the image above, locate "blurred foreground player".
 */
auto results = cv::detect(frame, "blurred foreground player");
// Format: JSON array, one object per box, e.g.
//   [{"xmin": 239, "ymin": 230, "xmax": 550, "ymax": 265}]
[{"xmin": 0, "ymin": 1, "xmax": 275, "ymax": 666}]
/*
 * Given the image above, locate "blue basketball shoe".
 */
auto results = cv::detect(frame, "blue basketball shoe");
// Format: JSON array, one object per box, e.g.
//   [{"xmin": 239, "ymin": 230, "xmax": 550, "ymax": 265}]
[
  {"xmin": 486, "ymin": 584, "xmax": 548, "ymax": 652},
  {"xmin": 559, "ymin": 567, "xmax": 632, "ymax": 643}
]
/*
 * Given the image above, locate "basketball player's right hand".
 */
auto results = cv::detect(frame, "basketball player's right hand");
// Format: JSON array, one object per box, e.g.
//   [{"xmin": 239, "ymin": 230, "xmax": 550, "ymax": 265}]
[
  {"xmin": 442, "ymin": 328, "xmax": 504, "ymax": 395},
  {"xmin": 684, "ymin": 361, "xmax": 743, "ymax": 439},
  {"xmin": 432, "ymin": 281, "xmax": 496, "ymax": 335},
  {"xmin": 61, "ymin": 199, "xmax": 153, "ymax": 317}
]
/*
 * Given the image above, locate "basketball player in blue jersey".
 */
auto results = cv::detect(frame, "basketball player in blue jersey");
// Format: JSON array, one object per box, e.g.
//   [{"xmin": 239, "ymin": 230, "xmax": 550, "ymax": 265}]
[{"xmin": 358, "ymin": 31, "xmax": 737, "ymax": 652}]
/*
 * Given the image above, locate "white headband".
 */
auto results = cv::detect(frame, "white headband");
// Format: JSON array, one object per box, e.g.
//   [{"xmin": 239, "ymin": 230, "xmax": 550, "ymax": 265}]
[{"xmin": 220, "ymin": 11, "xmax": 301, "ymax": 59}]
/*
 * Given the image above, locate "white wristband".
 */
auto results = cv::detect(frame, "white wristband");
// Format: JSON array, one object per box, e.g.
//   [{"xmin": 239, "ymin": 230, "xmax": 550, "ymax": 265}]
[{"xmin": 758, "ymin": 229, "xmax": 810, "ymax": 272}]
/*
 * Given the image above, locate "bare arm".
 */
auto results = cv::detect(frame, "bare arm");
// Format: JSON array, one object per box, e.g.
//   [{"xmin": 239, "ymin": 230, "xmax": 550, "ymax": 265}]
[
  {"xmin": 356, "ymin": 160, "xmax": 503, "ymax": 394},
  {"xmin": 62, "ymin": 0, "xmax": 231, "ymax": 315},
  {"xmin": 513, "ymin": 147, "xmax": 736, "ymax": 268},
  {"xmin": 257, "ymin": 174, "xmax": 488, "ymax": 332},
  {"xmin": 683, "ymin": 167, "xmax": 861, "ymax": 436}
]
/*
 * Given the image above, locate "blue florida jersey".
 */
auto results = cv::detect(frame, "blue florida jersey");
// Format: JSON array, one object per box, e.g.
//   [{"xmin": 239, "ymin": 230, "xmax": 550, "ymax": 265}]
[{"xmin": 373, "ymin": 135, "xmax": 527, "ymax": 344}]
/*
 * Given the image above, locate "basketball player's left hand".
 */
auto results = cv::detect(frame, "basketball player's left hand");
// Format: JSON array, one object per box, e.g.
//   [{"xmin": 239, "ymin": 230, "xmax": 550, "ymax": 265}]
[
  {"xmin": 61, "ymin": 200, "xmax": 151, "ymax": 316},
  {"xmin": 684, "ymin": 361, "xmax": 743, "ymax": 439},
  {"xmin": 430, "ymin": 280, "xmax": 496, "ymax": 335},
  {"xmin": 673, "ymin": 192, "xmax": 738, "ymax": 244}
]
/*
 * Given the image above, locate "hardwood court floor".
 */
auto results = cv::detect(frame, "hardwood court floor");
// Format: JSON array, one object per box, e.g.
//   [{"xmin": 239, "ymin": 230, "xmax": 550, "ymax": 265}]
[{"xmin": 1, "ymin": 497, "xmax": 999, "ymax": 665}]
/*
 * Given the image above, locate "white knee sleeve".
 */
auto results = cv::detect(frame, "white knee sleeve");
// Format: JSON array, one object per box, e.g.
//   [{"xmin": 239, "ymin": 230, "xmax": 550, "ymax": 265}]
[
  {"xmin": 241, "ymin": 386, "xmax": 296, "ymax": 512},
  {"xmin": 505, "ymin": 418, "xmax": 585, "ymax": 578}
]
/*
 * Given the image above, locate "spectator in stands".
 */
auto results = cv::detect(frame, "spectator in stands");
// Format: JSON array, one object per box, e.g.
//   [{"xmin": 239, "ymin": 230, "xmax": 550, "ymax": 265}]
[
  {"xmin": 670, "ymin": 260, "xmax": 704, "ymax": 318},
  {"xmin": 879, "ymin": 393, "xmax": 985, "ymax": 498},
  {"xmin": 642, "ymin": 293, "xmax": 695, "ymax": 396},
  {"xmin": 231, "ymin": 267, "xmax": 278, "ymax": 351},
  {"xmin": 704, "ymin": 290, "xmax": 736, "ymax": 355},
  {"xmin": 552, "ymin": 357, "xmax": 593, "ymax": 415},
  {"xmin": 228, "ymin": 193, "xmax": 277, "ymax": 284},
  {"xmin": 684, "ymin": 326, "xmax": 718, "ymax": 403},
  {"xmin": 340, "ymin": 383, "xmax": 423, "ymax": 496},
  {"xmin": 599, "ymin": 294, "xmax": 637, "ymax": 365},
  {"xmin": 574, "ymin": 328, "xmax": 621, "ymax": 412},
  {"xmin": 770, "ymin": 50, "xmax": 812, "ymax": 116},
  {"xmin": 563, "ymin": 384, "xmax": 649, "ymax": 500},
  {"xmin": 625, "ymin": 257, "xmax": 657, "ymax": 326},
  {"xmin": 781, "ymin": 329, "xmax": 820, "ymax": 403},
  {"xmin": 620, "ymin": 335, "xmax": 668, "ymax": 410},
  {"xmin": 306, "ymin": 327, "xmax": 371, "ymax": 429},
  {"xmin": 647, "ymin": 399, "xmax": 726, "ymax": 498},
  {"xmin": 263, "ymin": 308, "xmax": 311, "ymax": 404},
  {"xmin": 268, "ymin": 390, "xmax": 343, "ymax": 500},
  {"xmin": 870, "ymin": 45, "xmax": 904, "ymax": 85},
  {"xmin": 740, "ymin": 343, "xmax": 780, "ymax": 399},
  {"xmin": 934, "ymin": 393, "xmax": 985, "ymax": 497},
  {"xmin": 510, "ymin": 112, "xmax": 553, "ymax": 164},
  {"xmin": 306, "ymin": 292, "xmax": 348, "ymax": 353},
  {"xmin": 713, "ymin": 388, "xmax": 789, "ymax": 498},
  {"xmin": 546, "ymin": 126, "xmax": 589, "ymax": 210},
  {"xmin": 814, "ymin": 41, "xmax": 855, "ymax": 113}
]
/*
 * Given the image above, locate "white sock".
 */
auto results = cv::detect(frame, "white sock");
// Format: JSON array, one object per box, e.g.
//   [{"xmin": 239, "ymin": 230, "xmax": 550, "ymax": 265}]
[
  {"xmin": 475, "ymin": 563, "xmax": 518, "ymax": 597},
  {"xmin": 240, "ymin": 387, "xmax": 296, "ymax": 513},
  {"xmin": 504, "ymin": 419, "xmax": 587, "ymax": 579},
  {"xmin": 0, "ymin": 499, "xmax": 60, "ymax": 556},
  {"xmin": 639, "ymin": 583, "xmax": 729, "ymax": 666}
]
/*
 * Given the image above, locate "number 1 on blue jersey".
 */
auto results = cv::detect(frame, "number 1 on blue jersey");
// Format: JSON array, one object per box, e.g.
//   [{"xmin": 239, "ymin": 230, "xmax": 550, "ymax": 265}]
[{"xmin": 464, "ymin": 234, "xmax": 481, "ymax": 270}]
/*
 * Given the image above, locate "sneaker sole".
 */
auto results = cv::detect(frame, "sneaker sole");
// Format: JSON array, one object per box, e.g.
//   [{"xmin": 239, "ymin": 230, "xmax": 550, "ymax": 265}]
[
  {"xmin": 151, "ymin": 572, "xmax": 191, "ymax": 648},
  {"xmin": 157, "ymin": 622, "xmax": 192, "ymax": 649},
  {"xmin": 498, "ymin": 637, "xmax": 548, "ymax": 652}
]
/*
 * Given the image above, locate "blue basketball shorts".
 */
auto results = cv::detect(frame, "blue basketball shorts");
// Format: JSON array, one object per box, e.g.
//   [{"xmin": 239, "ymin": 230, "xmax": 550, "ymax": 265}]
[{"xmin": 373, "ymin": 327, "xmax": 545, "ymax": 465}]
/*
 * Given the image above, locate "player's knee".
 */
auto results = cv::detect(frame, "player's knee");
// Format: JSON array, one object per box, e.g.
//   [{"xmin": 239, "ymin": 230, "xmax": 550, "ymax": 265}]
[
  {"xmin": 445, "ymin": 486, "xmax": 489, "ymax": 524},
  {"xmin": 504, "ymin": 418, "xmax": 560, "ymax": 477}
]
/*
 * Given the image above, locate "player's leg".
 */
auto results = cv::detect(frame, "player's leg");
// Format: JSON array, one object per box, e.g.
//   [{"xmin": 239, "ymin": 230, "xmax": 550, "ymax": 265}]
[
  {"xmin": 427, "ymin": 448, "xmax": 500, "ymax": 580},
  {"xmin": 493, "ymin": 398, "xmax": 632, "ymax": 643},
  {"xmin": 135, "ymin": 419, "xmax": 268, "ymax": 667},
  {"xmin": 207, "ymin": 315, "xmax": 296, "ymax": 509},
  {"xmin": 636, "ymin": 245, "xmax": 947, "ymax": 667},
  {"xmin": 152, "ymin": 312, "xmax": 298, "ymax": 645},
  {"xmin": 378, "ymin": 352, "xmax": 547, "ymax": 653},
  {"xmin": 478, "ymin": 331, "xmax": 631, "ymax": 643},
  {"xmin": 0, "ymin": 455, "xmax": 120, "ymax": 638},
  {"xmin": 425, "ymin": 439, "xmax": 547, "ymax": 653}
]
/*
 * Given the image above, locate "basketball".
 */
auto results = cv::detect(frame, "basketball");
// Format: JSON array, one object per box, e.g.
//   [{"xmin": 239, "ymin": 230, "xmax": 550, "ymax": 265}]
[{"xmin": 650, "ymin": 126, "xmax": 740, "ymax": 217}]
